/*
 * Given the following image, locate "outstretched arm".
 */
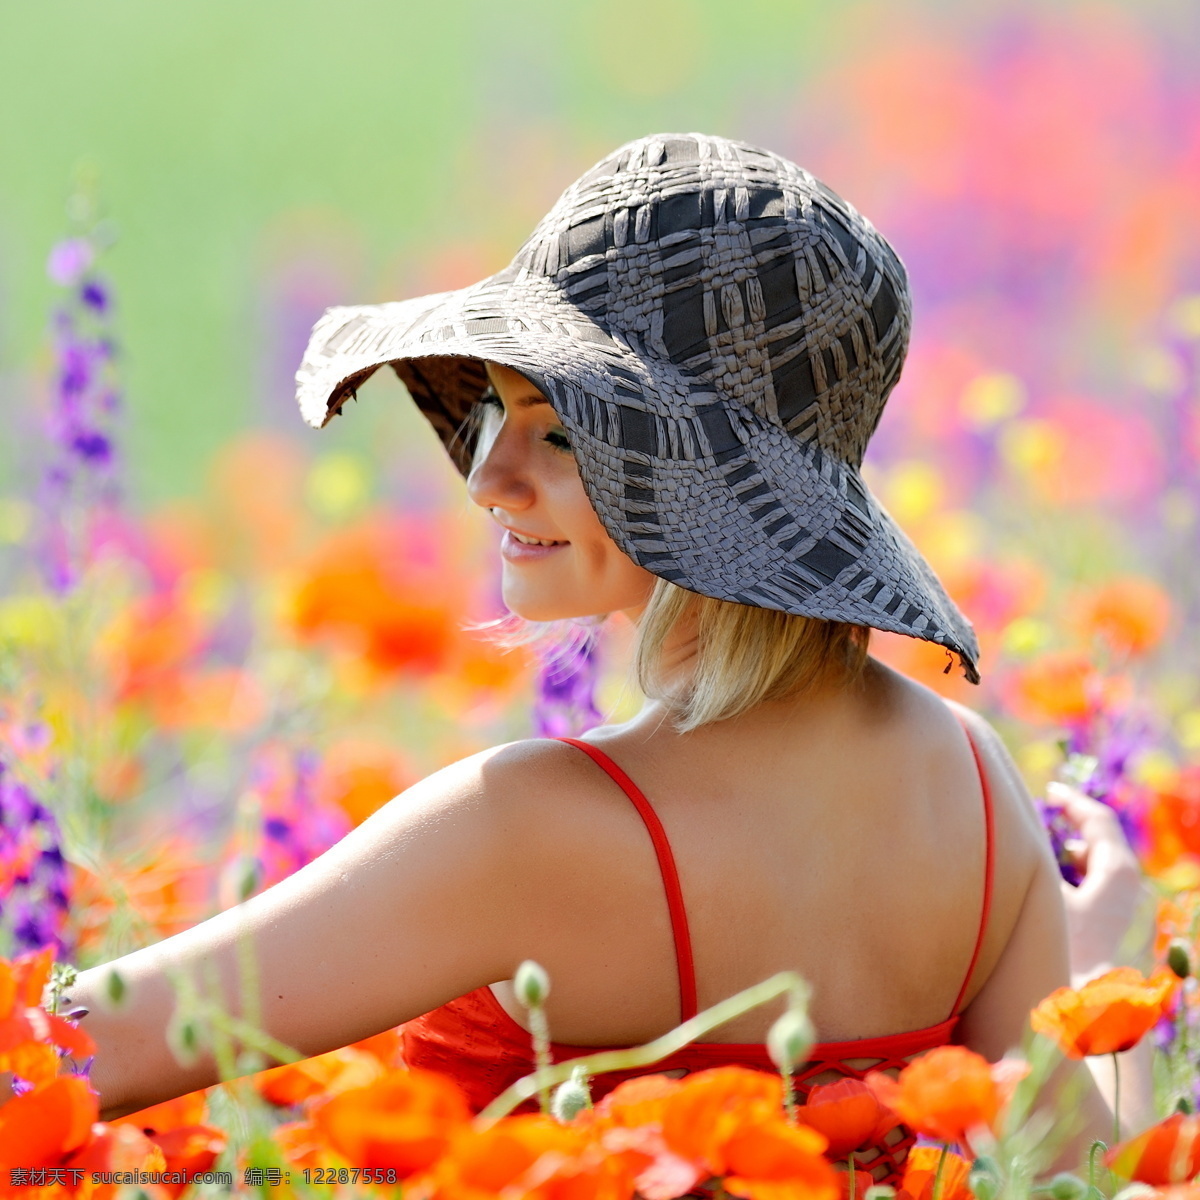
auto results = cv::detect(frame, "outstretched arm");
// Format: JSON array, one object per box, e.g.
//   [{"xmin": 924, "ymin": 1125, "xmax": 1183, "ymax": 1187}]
[{"xmin": 68, "ymin": 744, "xmax": 551, "ymax": 1119}]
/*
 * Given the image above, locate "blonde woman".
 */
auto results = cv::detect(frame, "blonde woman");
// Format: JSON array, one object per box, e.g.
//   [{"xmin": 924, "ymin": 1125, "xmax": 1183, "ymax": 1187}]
[{"xmin": 53, "ymin": 134, "xmax": 1142, "ymax": 1179}]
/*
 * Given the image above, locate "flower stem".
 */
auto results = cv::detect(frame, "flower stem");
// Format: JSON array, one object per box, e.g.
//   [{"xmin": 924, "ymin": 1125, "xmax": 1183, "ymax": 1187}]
[
  {"xmin": 480, "ymin": 970, "xmax": 807, "ymax": 1123},
  {"xmin": 1088, "ymin": 1138, "xmax": 1106, "ymax": 1194},
  {"xmin": 530, "ymin": 1003, "xmax": 552, "ymax": 1115},
  {"xmin": 848, "ymin": 1152, "xmax": 857, "ymax": 1200},
  {"xmin": 932, "ymin": 1144, "xmax": 949, "ymax": 1200},
  {"xmin": 1112, "ymin": 1051, "xmax": 1121, "ymax": 1146}
]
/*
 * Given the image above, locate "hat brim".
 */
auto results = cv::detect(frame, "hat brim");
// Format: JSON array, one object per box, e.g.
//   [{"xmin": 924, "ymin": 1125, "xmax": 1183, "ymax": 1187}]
[{"xmin": 296, "ymin": 268, "xmax": 981, "ymax": 683}]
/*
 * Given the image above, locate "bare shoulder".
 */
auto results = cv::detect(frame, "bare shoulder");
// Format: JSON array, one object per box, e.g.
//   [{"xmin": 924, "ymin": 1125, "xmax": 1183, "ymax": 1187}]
[
  {"xmin": 393, "ymin": 735, "xmax": 626, "ymax": 841},
  {"xmin": 941, "ymin": 697, "xmax": 1055, "ymax": 849},
  {"xmin": 865, "ymin": 666, "xmax": 1061, "ymax": 1009}
]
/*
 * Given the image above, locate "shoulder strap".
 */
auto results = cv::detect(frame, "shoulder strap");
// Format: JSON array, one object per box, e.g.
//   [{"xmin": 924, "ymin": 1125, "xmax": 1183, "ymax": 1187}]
[
  {"xmin": 556, "ymin": 737, "xmax": 698, "ymax": 1022},
  {"xmin": 948, "ymin": 717, "xmax": 996, "ymax": 1017}
]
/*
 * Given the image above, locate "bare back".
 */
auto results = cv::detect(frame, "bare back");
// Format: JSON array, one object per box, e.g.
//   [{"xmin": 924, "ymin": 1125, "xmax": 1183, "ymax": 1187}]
[{"xmin": 489, "ymin": 658, "xmax": 1061, "ymax": 1054}]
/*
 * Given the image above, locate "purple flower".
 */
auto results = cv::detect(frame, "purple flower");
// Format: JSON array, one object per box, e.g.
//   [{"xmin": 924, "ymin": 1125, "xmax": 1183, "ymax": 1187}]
[
  {"xmin": 46, "ymin": 238, "xmax": 94, "ymax": 285},
  {"xmin": 71, "ymin": 430, "xmax": 112, "ymax": 464},
  {"xmin": 532, "ymin": 630, "xmax": 603, "ymax": 739},
  {"xmin": 1036, "ymin": 797, "xmax": 1084, "ymax": 887},
  {"xmin": 1153, "ymin": 1013, "xmax": 1177, "ymax": 1053},
  {"xmin": 37, "ymin": 227, "xmax": 123, "ymax": 593},
  {"xmin": 80, "ymin": 280, "xmax": 108, "ymax": 313},
  {"xmin": 0, "ymin": 760, "xmax": 72, "ymax": 956}
]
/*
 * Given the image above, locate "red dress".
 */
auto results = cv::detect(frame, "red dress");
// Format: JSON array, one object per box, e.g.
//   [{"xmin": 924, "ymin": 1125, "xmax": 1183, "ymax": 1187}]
[{"xmin": 402, "ymin": 725, "xmax": 995, "ymax": 1185}]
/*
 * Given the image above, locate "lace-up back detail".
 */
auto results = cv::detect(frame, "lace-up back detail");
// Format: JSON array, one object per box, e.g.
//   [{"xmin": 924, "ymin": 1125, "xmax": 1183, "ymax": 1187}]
[{"xmin": 401, "ymin": 721, "xmax": 995, "ymax": 1186}]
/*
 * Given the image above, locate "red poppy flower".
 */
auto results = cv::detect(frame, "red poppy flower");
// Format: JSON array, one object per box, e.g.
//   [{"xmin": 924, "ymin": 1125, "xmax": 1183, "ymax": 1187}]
[
  {"xmin": 797, "ymin": 1079, "xmax": 900, "ymax": 1158},
  {"xmin": 1106, "ymin": 1113, "xmax": 1200, "ymax": 1184}
]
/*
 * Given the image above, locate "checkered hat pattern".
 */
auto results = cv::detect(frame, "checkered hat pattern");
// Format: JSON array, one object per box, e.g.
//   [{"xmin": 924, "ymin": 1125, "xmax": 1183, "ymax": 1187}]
[{"xmin": 296, "ymin": 133, "xmax": 980, "ymax": 682}]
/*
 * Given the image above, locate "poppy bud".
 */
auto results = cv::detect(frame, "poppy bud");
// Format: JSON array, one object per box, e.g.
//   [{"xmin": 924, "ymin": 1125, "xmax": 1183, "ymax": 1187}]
[
  {"xmin": 863, "ymin": 1188, "xmax": 895, "ymax": 1200},
  {"xmin": 1167, "ymin": 940, "xmax": 1192, "ymax": 980},
  {"xmin": 767, "ymin": 1008, "xmax": 815, "ymax": 1074},
  {"xmin": 1176, "ymin": 1095, "xmax": 1194, "ymax": 1114},
  {"xmin": 1047, "ymin": 1173, "xmax": 1088, "ymax": 1200},
  {"xmin": 551, "ymin": 1065, "xmax": 592, "ymax": 1123},
  {"xmin": 514, "ymin": 960, "xmax": 551, "ymax": 1009}
]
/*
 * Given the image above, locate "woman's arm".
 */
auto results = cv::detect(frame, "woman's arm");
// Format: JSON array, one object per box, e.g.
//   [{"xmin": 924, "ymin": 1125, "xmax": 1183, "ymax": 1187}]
[
  {"xmin": 69, "ymin": 742, "xmax": 565, "ymax": 1118},
  {"xmin": 947, "ymin": 707, "xmax": 1120, "ymax": 1168}
]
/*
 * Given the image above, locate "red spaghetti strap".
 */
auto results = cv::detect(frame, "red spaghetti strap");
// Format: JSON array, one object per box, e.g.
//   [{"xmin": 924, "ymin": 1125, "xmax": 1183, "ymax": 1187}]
[
  {"xmin": 556, "ymin": 738, "xmax": 699, "ymax": 1022},
  {"xmin": 948, "ymin": 718, "xmax": 996, "ymax": 1017}
]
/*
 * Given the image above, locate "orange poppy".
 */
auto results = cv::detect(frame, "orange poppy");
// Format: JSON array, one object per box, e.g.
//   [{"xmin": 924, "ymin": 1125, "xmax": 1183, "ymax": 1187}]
[
  {"xmin": 797, "ymin": 1079, "xmax": 900, "ymax": 1159},
  {"xmin": 0, "ymin": 1076, "xmax": 98, "ymax": 1169},
  {"xmin": 113, "ymin": 1090, "xmax": 226, "ymax": 1199},
  {"xmin": 1006, "ymin": 650, "xmax": 1098, "ymax": 724},
  {"xmin": 721, "ymin": 1119, "xmax": 840, "ymax": 1200},
  {"xmin": 899, "ymin": 1145, "xmax": 972, "ymax": 1200},
  {"xmin": 591, "ymin": 1073, "xmax": 684, "ymax": 1130},
  {"xmin": 350, "ymin": 1026, "xmax": 406, "ymax": 1067},
  {"xmin": 1070, "ymin": 577, "xmax": 1172, "ymax": 657},
  {"xmin": 1145, "ymin": 769, "xmax": 1200, "ymax": 877},
  {"xmin": 254, "ymin": 1045, "xmax": 384, "ymax": 1107},
  {"xmin": 315, "ymin": 738, "xmax": 414, "ymax": 826},
  {"xmin": 1030, "ymin": 967, "xmax": 1179, "ymax": 1058},
  {"xmin": 658, "ymin": 1068, "xmax": 791, "ymax": 1176},
  {"xmin": 1106, "ymin": 1113, "xmax": 1200, "ymax": 1184},
  {"xmin": 115, "ymin": 1090, "xmax": 209, "ymax": 1135},
  {"xmin": 0, "ymin": 951, "xmax": 95, "ymax": 1085},
  {"xmin": 286, "ymin": 518, "xmax": 459, "ymax": 678},
  {"xmin": 66, "ymin": 1118, "xmax": 168, "ymax": 1193},
  {"xmin": 865, "ymin": 1047, "xmax": 1003, "ymax": 1146},
  {"xmin": 309, "ymin": 1067, "xmax": 471, "ymax": 1173},
  {"xmin": 147, "ymin": 1126, "xmax": 228, "ymax": 1198},
  {"xmin": 413, "ymin": 1114, "xmax": 595, "ymax": 1199}
]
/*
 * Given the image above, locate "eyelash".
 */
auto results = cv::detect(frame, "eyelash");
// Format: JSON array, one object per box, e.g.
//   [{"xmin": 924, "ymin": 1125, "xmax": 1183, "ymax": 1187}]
[{"xmin": 478, "ymin": 388, "xmax": 572, "ymax": 453}]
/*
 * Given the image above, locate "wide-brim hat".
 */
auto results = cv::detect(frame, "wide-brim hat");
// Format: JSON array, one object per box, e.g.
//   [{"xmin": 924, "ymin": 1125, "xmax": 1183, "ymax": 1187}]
[{"xmin": 296, "ymin": 133, "xmax": 980, "ymax": 682}]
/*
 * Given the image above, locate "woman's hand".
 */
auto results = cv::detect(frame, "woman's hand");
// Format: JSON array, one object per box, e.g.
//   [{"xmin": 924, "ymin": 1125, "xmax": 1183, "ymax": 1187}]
[{"xmin": 1047, "ymin": 782, "xmax": 1156, "ymax": 986}]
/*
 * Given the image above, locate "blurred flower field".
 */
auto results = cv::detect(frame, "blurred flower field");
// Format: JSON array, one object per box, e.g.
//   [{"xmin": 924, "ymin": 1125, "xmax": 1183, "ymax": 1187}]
[{"xmin": 2, "ymin": 4, "xmax": 1200, "ymax": 1195}]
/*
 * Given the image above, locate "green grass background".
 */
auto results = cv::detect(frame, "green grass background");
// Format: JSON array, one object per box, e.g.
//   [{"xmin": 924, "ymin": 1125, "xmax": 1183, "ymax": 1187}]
[{"xmin": 0, "ymin": 0, "xmax": 1187, "ymax": 502}]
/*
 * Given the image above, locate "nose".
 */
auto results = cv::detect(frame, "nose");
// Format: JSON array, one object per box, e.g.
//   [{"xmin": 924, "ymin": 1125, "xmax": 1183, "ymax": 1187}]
[{"xmin": 466, "ymin": 418, "xmax": 534, "ymax": 515}]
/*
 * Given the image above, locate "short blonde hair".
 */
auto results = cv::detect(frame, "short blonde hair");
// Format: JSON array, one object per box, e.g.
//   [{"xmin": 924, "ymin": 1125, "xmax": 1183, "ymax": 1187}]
[{"xmin": 633, "ymin": 579, "xmax": 870, "ymax": 732}]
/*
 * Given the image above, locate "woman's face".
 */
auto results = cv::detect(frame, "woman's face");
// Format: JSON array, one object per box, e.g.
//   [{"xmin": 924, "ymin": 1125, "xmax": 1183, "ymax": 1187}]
[{"xmin": 466, "ymin": 363, "xmax": 657, "ymax": 622}]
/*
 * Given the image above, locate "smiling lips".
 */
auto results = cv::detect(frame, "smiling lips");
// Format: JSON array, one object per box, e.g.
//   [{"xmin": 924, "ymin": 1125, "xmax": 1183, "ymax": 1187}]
[{"xmin": 500, "ymin": 529, "xmax": 568, "ymax": 563}]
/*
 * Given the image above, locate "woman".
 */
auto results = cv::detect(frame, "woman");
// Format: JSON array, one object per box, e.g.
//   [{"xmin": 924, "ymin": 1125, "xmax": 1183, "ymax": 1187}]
[{"xmin": 63, "ymin": 134, "xmax": 1126, "ymax": 1177}]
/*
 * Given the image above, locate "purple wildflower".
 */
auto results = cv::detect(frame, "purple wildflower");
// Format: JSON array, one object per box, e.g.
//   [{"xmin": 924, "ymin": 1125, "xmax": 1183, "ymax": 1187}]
[
  {"xmin": 1036, "ymin": 797, "xmax": 1084, "ymax": 887},
  {"xmin": 46, "ymin": 238, "xmax": 93, "ymax": 285},
  {"xmin": 532, "ymin": 629, "xmax": 603, "ymax": 738},
  {"xmin": 80, "ymin": 280, "xmax": 108, "ymax": 313},
  {"xmin": 236, "ymin": 748, "xmax": 351, "ymax": 893},
  {"xmin": 38, "ymin": 229, "xmax": 122, "ymax": 592},
  {"xmin": 1154, "ymin": 1012, "xmax": 1178, "ymax": 1053},
  {"xmin": 0, "ymin": 758, "xmax": 72, "ymax": 956}
]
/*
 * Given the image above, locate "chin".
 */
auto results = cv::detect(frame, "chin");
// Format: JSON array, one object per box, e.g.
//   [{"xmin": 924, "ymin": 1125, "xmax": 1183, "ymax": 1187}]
[{"xmin": 502, "ymin": 587, "xmax": 606, "ymax": 624}]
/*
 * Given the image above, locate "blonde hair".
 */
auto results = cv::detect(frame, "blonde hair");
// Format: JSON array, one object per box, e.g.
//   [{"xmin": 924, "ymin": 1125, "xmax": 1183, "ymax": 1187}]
[{"xmin": 633, "ymin": 579, "xmax": 870, "ymax": 732}]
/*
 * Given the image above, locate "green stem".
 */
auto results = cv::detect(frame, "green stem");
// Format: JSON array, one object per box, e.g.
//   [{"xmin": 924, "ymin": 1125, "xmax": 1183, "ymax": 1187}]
[
  {"xmin": 782, "ymin": 1065, "xmax": 796, "ymax": 1123},
  {"xmin": 931, "ymin": 1144, "xmax": 949, "ymax": 1200},
  {"xmin": 1112, "ymin": 1051, "xmax": 1121, "ymax": 1147},
  {"xmin": 848, "ymin": 1152, "xmax": 857, "ymax": 1200},
  {"xmin": 1088, "ymin": 1138, "xmax": 1107, "ymax": 1195},
  {"xmin": 479, "ymin": 970, "xmax": 807, "ymax": 1123},
  {"xmin": 530, "ymin": 1004, "xmax": 552, "ymax": 1115}
]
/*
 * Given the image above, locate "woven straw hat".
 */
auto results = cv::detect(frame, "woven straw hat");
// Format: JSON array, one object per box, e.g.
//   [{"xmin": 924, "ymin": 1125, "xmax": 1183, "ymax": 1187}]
[{"xmin": 296, "ymin": 133, "xmax": 980, "ymax": 682}]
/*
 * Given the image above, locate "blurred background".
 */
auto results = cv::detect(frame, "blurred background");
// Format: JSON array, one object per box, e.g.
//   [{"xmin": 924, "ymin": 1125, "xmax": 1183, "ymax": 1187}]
[{"xmin": 2, "ymin": 0, "xmax": 1200, "ymax": 959}]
